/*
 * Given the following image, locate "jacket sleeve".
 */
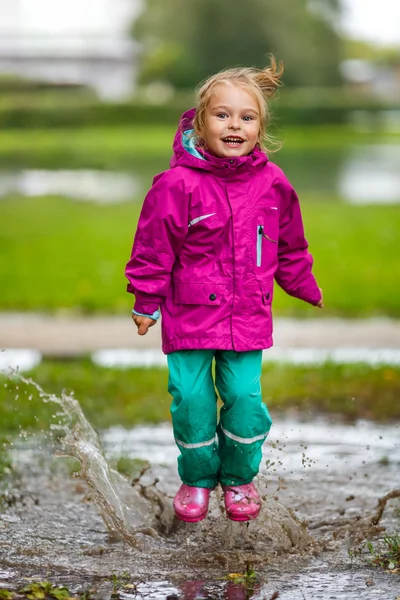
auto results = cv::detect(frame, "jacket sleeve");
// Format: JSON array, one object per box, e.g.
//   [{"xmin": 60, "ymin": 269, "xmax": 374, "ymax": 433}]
[
  {"xmin": 125, "ymin": 170, "xmax": 189, "ymax": 314},
  {"xmin": 274, "ymin": 179, "xmax": 321, "ymax": 306}
]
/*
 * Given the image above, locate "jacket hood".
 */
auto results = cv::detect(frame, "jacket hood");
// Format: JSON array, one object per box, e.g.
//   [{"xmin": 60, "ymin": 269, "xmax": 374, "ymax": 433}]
[{"xmin": 170, "ymin": 108, "xmax": 269, "ymax": 176}]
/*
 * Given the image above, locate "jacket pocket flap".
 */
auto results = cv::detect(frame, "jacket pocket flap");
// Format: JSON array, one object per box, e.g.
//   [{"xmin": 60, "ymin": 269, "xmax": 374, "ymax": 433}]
[
  {"xmin": 174, "ymin": 282, "xmax": 226, "ymax": 305},
  {"xmin": 261, "ymin": 281, "xmax": 274, "ymax": 305}
]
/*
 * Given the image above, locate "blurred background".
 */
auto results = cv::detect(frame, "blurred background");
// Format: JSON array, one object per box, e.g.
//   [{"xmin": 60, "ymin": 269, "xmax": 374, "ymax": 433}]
[
  {"xmin": 0, "ymin": 0, "xmax": 399, "ymax": 315},
  {"xmin": 0, "ymin": 0, "xmax": 400, "ymax": 434},
  {"xmin": 1, "ymin": 5, "xmax": 400, "ymax": 590}
]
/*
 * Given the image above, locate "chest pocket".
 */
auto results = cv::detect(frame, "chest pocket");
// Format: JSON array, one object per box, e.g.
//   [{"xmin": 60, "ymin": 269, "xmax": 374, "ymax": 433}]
[
  {"xmin": 254, "ymin": 207, "xmax": 279, "ymax": 269},
  {"xmin": 188, "ymin": 208, "xmax": 231, "ymax": 230},
  {"xmin": 186, "ymin": 208, "xmax": 232, "ymax": 253},
  {"xmin": 188, "ymin": 212, "xmax": 216, "ymax": 228}
]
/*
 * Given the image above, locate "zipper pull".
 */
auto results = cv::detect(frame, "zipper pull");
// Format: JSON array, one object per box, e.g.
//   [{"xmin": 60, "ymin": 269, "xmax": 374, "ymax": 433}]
[
  {"xmin": 262, "ymin": 231, "xmax": 278, "ymax": 243},
  {"xmin": 258, "ymin": 225, "xmax": 264, "ymax": 235}
]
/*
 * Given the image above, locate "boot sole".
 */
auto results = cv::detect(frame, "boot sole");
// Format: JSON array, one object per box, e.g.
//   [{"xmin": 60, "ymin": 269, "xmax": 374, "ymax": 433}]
[
  {"xmin": 227, "ymin": 509, "xmax": 261, "ymax": 522},
  {"xmin": 174, "ymin": 511, "xmax": 207, "ymax": 523}
]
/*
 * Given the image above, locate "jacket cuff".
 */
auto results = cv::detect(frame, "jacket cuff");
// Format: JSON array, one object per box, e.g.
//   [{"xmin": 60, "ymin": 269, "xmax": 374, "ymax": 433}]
[
  {"xmin": 132, "ymin": 309, "xmax": 160, "ymax": 320},
  {"xmin": 133, "ymin": 291, "xmax": 161, "ymax": 315},
  {"xmin": 297, "ymin": 280, "xmax": 322, "ymax": 306}
]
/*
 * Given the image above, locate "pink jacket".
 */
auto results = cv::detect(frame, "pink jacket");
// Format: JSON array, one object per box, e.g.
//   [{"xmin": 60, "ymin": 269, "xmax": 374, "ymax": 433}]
[{"xmin": 125, "ymin": 109, "xmax": 321, "ymax": 354}]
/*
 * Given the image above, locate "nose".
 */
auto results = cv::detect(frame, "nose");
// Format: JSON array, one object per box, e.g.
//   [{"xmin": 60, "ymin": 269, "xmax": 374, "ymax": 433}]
[{"xmin": 229, "ymin": 116, "xmax": 241, "ymax": 130}]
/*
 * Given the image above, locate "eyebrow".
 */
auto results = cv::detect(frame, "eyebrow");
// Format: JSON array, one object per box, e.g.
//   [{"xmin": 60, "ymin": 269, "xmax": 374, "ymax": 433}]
[{"xmin": 212, "ymin": 105, "xmax": 259, "ymax": 115}]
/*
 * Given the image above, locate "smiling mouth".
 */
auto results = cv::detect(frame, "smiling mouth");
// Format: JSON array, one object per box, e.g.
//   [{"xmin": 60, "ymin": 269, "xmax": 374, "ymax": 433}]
[{"xmin": 222, "ymin": 136, "xmax": 245, "ymax": 146}]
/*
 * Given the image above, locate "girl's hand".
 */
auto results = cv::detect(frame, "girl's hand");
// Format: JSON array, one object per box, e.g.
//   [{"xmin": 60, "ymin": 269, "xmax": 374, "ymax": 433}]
[
  {"xmin": 317, "ymin": 289, "xmax": 324, "ymax": 308},
  {"xmin": 131, "ymin": 314, "xmax": 157, "ymax": 335}
]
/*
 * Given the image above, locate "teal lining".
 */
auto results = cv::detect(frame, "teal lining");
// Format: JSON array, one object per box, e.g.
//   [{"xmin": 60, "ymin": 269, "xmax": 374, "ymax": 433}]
[
  {"xmin": 132, "ymin": 309, "xmax": 160, "ymax": 320},
  {"xmin": 182, "ymin": 129, "xmax": 206, "ymax": 160}
]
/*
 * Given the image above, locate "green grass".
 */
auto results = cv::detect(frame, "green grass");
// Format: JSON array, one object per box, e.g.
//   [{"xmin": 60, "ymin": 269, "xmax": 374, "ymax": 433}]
[
  {"xmin": 0, "ymin": 126, "xmax": 175, "ymax": 170},
  {"xmin": 367, "ymin": 534, "xmax": 400, "ymax": 571},
  {"xmin": 0, "ymin": 195, "xmax": 398, "ymax": 316},
  {"xmin": 1, "ymin": 360, "xmax": 399, "ymax": 445}
]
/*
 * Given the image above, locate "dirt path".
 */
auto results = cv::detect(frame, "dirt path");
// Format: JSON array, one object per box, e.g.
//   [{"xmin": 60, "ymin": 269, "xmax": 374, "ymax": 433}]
[{"xmin": 1, "ymin": 312, "xmax": 400, "ymax": 356}]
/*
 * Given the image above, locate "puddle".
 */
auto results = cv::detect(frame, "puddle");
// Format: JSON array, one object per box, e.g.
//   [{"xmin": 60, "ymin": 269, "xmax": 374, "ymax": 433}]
[
  {"xmin": 276, "ymin": 143, "xmax": 400, "ymax": 204},
  {"xmin": 0, "ymin": 348, "xmax": 42, "ymax": 372},
  {"xmin": 0, "ymin": 170, "xmax": 140, "ymax": 203},
  {"xmin": 92, "ymin": 347, "xmax": 400, "ymax": 368},
  {"xmin": 339, "ymin": 144, "xmax": 400, "ymax": 205},
  {"xmin": 3, "ymin": 345, "xmax": 400, "ymax": 373},
  {"xmin": 0, "ymin": 375, "xmax": 399, "ymax": 599},
  {"xmin": 100, "ymin": 419, "xmax": 400, "ymax": 477}
]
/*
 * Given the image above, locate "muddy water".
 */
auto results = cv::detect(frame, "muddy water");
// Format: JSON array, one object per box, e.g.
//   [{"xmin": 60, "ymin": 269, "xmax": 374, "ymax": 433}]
[{"xmin": 0, "ymin": 382, "xmax": 399, "ymax": 599}]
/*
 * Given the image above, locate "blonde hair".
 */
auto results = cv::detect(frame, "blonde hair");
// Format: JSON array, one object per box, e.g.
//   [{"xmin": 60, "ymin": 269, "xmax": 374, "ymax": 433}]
[{"xmin": 193, "ymin": 56, "xmax": 284, "ymax": 154}]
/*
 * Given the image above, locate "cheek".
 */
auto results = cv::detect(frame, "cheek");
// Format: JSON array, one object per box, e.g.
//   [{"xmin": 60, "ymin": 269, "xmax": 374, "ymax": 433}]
[
  {"xmin": 252, "ymin": 128, "xmax": 262, "ymax": 145},
  {"xmin": 205, "ymin": 124, "xmax": 222, "ymax": 145}
]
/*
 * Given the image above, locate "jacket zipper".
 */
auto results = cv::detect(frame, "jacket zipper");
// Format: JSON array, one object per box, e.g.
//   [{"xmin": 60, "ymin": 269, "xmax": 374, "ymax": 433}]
[{"xmin": 257, "ymin": 225, "xmax": 263, "ymax": 267}]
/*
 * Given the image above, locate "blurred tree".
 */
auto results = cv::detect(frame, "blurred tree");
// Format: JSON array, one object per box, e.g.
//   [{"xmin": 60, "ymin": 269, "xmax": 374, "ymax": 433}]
[{"xmin": 132, "ymin": 0, "xmax": 343, "ymax": 88}]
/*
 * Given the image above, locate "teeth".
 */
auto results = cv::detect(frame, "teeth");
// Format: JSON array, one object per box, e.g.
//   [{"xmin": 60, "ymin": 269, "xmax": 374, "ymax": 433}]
[{"xmin": 224, "ymin": 138, "xmax": 243, "ymax": 143}]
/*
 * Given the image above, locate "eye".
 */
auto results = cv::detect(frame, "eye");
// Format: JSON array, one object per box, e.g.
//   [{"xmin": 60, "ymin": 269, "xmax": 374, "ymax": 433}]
[
  {"xmin": 216, "ymin": 113, "xmax": 228, "ymax": 119},
  {"xmin": 242, "ymin": 115, "xmax": 254, "ymax": 122}
]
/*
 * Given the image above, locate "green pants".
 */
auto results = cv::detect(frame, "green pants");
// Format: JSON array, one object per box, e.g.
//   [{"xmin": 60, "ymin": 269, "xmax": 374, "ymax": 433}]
[{"xmin": 167, "ymin": 350, "xmax": 272, "ymax": 488}]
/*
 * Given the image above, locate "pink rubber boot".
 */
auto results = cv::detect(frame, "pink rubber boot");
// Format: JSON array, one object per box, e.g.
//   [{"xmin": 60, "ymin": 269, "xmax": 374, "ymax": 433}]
[
  {"xmin": 223, "ymin": 482, "xmax": 261, "ymax": 521},
  {"xmin": 173, "ymin": 484, "xmax": 211, "ymax": 523}
]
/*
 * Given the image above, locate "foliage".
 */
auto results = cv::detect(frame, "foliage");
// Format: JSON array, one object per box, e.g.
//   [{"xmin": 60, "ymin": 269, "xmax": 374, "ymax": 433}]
[
  {"xmin": 0, "ymin": 581, "xmax": 97, "ymax": 600},
  {"xmin": 367, "ymin": 534, "xmax": 400, "ymax": 572},
  {"xmin": 349, "ymin": 532, "xmax": 400, "ymax": 573},
  {"xmin": 344, "ymin": 38, "xmax": 400, "ymax": 65},
  {"xmin": 109, "ymin": 573, "xmax": 141, "ymax": 600},
  {"xmin": 109, "ymin": 572, "xmax": 131, "ymax": 593},
  {"xmin": 1, "ymin": 93, "xmax": 398, "ymax": 131},
  {"xmin": 18, "ymin": 582, "xmax": 71, "ymax": 600},
  {"xmin": 132, "ymin": 0, "xmax": 343, "ymax": 88},
  {"xmin": 226, "ymin": 563, "xmax": 258, "ymax": 586},
  {"xmin": 0, "ymin": 74, "xmax": 92, "ymax": 96},
  {"xmin": 0, "ymin": 101, "xmax": 186, "ymax": 131}
]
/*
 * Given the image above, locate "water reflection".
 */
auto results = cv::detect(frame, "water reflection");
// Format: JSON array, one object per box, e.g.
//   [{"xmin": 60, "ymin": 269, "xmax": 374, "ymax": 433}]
[
  {"xmin": 338, "ymin": 144, "xmax": 400, "ymax": 204},
  {"xmin": 101, "ymin": 419, "xmax": 400, "ymax": 476},
  {"xmin": 92, "ymin": 346, "xmax": 400, "ymax": 368},
  {"xmin": 276, "ymin": 143, "xmax": 400, "ymax": 204},
  {"xmin": 0, "ymin": 169, "xmax": 139, "ymax": 203},
  {"xmin": 0, "ymin": 144, "xmax": 399, "ymax": 204},
  {"xmin": 174, "ymin": 580, "xmax": 261, "ymax": 599}
]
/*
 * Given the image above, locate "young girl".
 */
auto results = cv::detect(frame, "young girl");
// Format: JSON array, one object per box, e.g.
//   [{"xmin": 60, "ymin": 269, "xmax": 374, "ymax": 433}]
[{"xmin": 125, "ymin": 58, "xmax": 323, "ymax": 523}]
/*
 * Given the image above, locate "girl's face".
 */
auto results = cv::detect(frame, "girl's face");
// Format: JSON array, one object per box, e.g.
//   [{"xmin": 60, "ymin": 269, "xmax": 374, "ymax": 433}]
[{"xmin": 203, "ymin": 83, "xmax": 260, "ymax": 158}]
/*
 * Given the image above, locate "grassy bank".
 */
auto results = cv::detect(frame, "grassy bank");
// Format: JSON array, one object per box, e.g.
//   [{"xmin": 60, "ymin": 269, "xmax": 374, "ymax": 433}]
[
  {"xmin": 1, "ymin": 360, "xmax": 399, "ymax": 445},
  {"xmin": 0, "ymin": 195, "xmax": 398, "ymax": 316}
]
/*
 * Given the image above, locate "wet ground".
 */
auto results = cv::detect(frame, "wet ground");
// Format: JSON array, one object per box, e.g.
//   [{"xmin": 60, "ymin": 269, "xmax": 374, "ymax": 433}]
[{"xmin": 0, "ymin": 417, "xmax": 399, "ymax": 599}]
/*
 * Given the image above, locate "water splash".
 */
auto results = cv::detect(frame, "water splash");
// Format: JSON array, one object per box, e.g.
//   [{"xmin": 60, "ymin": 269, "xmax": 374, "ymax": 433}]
[
  {"xmin": 4, "ymin": 371, "xmax": 317, "ymax": 555},
  {"xmin": 10, "ymin": 372, "xmax": 154, "ymax": 546}
]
